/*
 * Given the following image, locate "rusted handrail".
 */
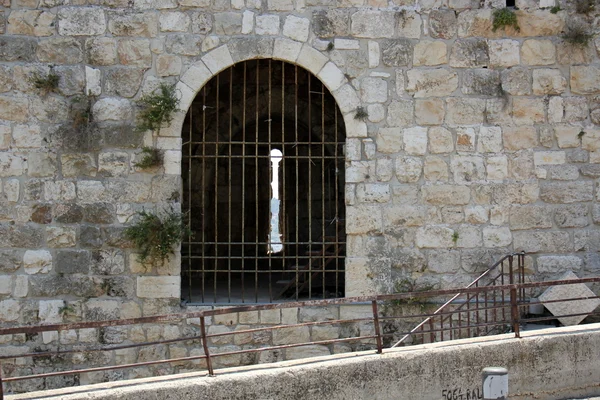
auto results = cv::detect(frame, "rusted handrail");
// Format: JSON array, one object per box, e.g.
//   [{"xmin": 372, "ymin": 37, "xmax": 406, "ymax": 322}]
[{"xmin": 1, "ymin": 273, "xmax": 599, "ymax": 398}]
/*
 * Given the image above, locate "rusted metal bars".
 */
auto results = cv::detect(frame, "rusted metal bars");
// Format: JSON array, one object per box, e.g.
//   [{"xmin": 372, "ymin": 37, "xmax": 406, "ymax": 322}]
[
  {"xmin": 200, "ymin": 316, "xmax": 214, "ymax": 376},
  {"xmin": 372, "ymin": 300, "xmax": 383, "ymax": 354}
]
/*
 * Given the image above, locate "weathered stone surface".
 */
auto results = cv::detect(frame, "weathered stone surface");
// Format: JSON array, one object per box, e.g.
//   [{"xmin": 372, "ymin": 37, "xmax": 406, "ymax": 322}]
[
  {"xmin": 428, "ymin": 10, "xmax": 456, "ymax": 39},
  {"xmin": 0, "ymin": 37, "xmax": 37, "ymax": 62},
  {"xmin": 514, "ymin": 231, "xmax": 572, "ymax": 253},
  {"xmin": 8, "ymin": 10, "xmax": 55, "ymax": 36},
  {"xmin": 108, "ymin": 12, "xmax": 158, "ymax": 37},
  {"xmin": 521, "ymin": 39, "xmax": 555, "ymax": 66},
  {"xmin": 395, "ymin": 156, "xmax": 422, "ymax": 183},
  {"xmin": 351, "ymin": 11, "xmax": 394, "ymax": 38},
  {"xmin": 105, "ymin": 68, "xmax": 144, "ymax": 98},
  {"xmin": 462, "ymin": 69, "xmax": 501, "ymax": 96},
  {"xmin": 346, "ymin": 205, "xmax": 382, "ymax": 234},
  {"xmin": 117, "ymin": 39, "xmax": 151, "ymax": 67},
  {"xmin": 413, "ymin": 41, "xmax": 447, "ymax": 66},
  {"xmin": 397, "ymin": 11, "xmax": 421, "ymax": 39},
  {"xmin": 360, "ymin": 77, "xmax": 387, "ymax": 103},
  {"xmin": 502, "ymin": 126, "xmax": 537, "ymax": 151},
  {"xmin": 555, "ymin": 205, "xmax": 588, "ymax": 228},
  {"xmin": 416, "ymin": 226, "xmax": 454, "ymax": 248},
  {"xmin": 428, "ymin": 127, "xmax": 453, "ymax": 153},
  {"xmin": 56, "ymin": 250, "xmax": 91, "ymax": 274},
  {"xmin": 406, "ymin": 69, "xmax": 458, "ymax": 98},
  {"xmin": 58, "ymin": 7, "xmax": 106, "ymax": 36},
  {"xmin": 512, "ymin": 98, "xmax": 545, "ymax": 126},
  {"xmin": 93, "ymin": 97, "xmax": 133, "ymax": 122},
  {"xmin": 539, "ymin": 271, "xmax": 600, "ymax": 326},
  {"xmin": 509, "ymin": 205, "xmax": 552, "ymax": 230},
  {"xmin": 403, "ymin": 127, "xmax": 427, "ymax": 155},
  {"xmin": 214, "ymin": 12, "xmax": 242, "ymax": 35},
  {"xmin": 313, "ymin": 9, "xmax": 349, "ymax": 38},
  {"xmin": 488, "ymin": 39, "xmax": 519, "ymax": 67},
  {"xmin": 23, "ymin": 250, "xmax": 53, "ymax": 274},
  {"xmin": 537, "ymin": 256, "xmax": 582, "ymax": 274},
  {"xmin": 532, "ymin": 69, "xmax": 566, "ymax": 95},
  {"xmin": 422, "ymin": 185, "xmax": 470, "ymax": 205},
  {"xmin": 86, "ymin": 37, "xmax": 117, "ymax": 65},
  {"xmin": 571, "ymin": 66, "xmax": 600, "ymax": 95},
  {"xmin": 386, "ymin": 100, "xmax": 413, "ymax": 127},
  {"xmin": 165, "ymin": 34, "xmax": 202, "ymax": 56},
  {"xmin": 540, "ymin": 182, "xmax": 594, "ymax": 204},
  {"xmin": 501, "ymin": 68, "xmax": 531, "ymax": 96},
  {"xmin": 516, "ymin": 10, "xmax": 564, "ymax": 37},
  {"xmin": 445, "ymin": 98, "xmax": 485, "ymax": 125},
  {"xmin": 0, "ymin": 224, "xmax": 44, "ymax": 248},
  {"xmin": 381, "ymin": 39, "xmax": 412, "ymax": 67},
  {"xmin": 415, "ymin": 98, "xmax": 444, "ymax": 125},
  {"xmin": 450, "ymin": 39, "xmax": 489, "ymax": 68}
]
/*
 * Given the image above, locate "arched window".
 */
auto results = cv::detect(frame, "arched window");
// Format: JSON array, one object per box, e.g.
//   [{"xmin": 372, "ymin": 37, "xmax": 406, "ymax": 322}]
[{"xmin": 181, "ymin": 60, "xmax": 346, "ymax": 304}]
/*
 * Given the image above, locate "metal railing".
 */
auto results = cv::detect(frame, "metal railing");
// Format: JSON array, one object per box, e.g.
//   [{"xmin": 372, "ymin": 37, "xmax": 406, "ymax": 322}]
[{"xmin": 1, "ymin": 269, "xmax": 599, "ymax": 398}]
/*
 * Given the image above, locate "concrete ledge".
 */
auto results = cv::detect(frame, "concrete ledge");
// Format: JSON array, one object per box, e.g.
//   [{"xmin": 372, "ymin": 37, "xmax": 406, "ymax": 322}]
[{"xmin": 8, "ymin": 323, "xmax": 600, "ymax": 400}]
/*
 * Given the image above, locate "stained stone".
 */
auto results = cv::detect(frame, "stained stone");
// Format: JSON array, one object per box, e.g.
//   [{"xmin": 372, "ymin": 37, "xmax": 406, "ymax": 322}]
[
  {"xmin": 428, "ymin": 10, "xmax": 457, "ymax": 39},
  {"xmin": 104, "ymin": 68, "xmax": 144, "ymax": 98},
  {"xmin": 381, "ymin": 39, "xmax": 412, "ymax": 67},
  {"xmin": 449, "ymin": 39, "xmax": 489, "ymax": 68},
  {"xmin": 313, "ymin": 9, "xmax": 349, "ymax": 37},
  {"xmin": 539, "ymin": 271, "xmax": 600, "ymax": 326},
  {"xmin": 0, "ymin": 37, "xmax": 37, "ymax": 62},
  {"xmin": 37, "ymin": 38, "xmax": 84, "ymax": 64}
]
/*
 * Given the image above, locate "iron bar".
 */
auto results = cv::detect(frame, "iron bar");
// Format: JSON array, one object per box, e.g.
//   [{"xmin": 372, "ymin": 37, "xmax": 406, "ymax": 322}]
[
  {"xmin": 200, "ymin": 316, "xmax": 214, "ymax": 376},
  {"xmin": 372, "ymin": 300, "xmax": 383, "ymax": 354}
]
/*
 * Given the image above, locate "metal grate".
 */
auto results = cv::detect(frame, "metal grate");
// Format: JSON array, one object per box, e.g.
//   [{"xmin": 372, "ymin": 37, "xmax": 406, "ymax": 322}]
[{"xmin": 182, "ymin": 60, "xmax": 346, "ymax": 304}]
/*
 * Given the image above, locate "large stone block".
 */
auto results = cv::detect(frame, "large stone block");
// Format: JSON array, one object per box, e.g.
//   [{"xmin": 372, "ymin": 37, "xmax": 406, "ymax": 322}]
[
  {"xmin": 571, "ymin": 66, "xmax": 600, "ymax": 95},
  {"xmin": 58, "ymin": 7, "xmax": 106, "ymax": 36},
  {"xmin": 381, "ymin": 39, "xmax": 412, "ymax": 67},
  {"xmin": 521, "ymin": 39, "xmax": 555, "ymax": 65},
  {"xmin": 539, "ymin": 271, "xmax": 600, "ymax": 326},
  {"xmin": 7, "ymin": 10, "xmax": 55, "ymax": 36},
  {"xmin": 532, "ymin": 69, "xmax": 566, "ymax": 95},
  {"xmin": 449, "ymin": 39, "xmax": 489, "ymax": 68},
  {"xmin": 395, "ymin": 156, "xmax": 422, "ymax": 183},
  {"xmin": 386, "ymin": 99, "xmax": 413, "ymax": 127},
  {"xmin": 540, "ymin": 182, "xmax": 594, "ymax": 204},
  {"xmin": 445, "ymin": 98, "xmax": 485, "ymax": 125},
  {"xmin": 137, "ymin": 276, "xmax": 180, "ymax": 298},
  {"xmin": 428, "ymin": 10, "xmax": 456, "ymax": 39},
  {"xmin": 513, "ymin": 231, "xmax": 572, "ymax": 253},
  {"xmin": 416, "ymin": 226, "xmax": 454, "ymax": 248},
  {"xmin": 0, "ymin": 37, "xmax": 37, "ymax": 62},
  {"xmin": 313, "ymin": 9, "xmax": 349, "ymax": 38},
  {"xmin": 108, "ymin": 11, "xmax": 158, "ymax": 37},
  {"xmin": 351, "ymin": 11, "xmax": 395, "ymax": 38},
  {"xmin": 422, "ymin": 185, "xmax": 470, "ymax": 205},
  {"xmin": 509, "ymin": 205, "xmax": 552, "ymax": 230},
  {"xmin": 406, "ymin": 69, "xmax": 458, "ymax": 98}
]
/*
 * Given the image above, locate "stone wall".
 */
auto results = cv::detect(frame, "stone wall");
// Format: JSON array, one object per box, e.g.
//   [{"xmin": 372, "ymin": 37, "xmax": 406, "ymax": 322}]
[{"xmin": 0, "ymin": 0, "xmax": 599, "ymax": 392}]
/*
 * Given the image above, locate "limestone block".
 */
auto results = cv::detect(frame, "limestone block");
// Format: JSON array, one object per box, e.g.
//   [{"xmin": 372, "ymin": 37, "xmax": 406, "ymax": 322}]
[
  {"xmin": 582, "ymin": 129, "xmax": 600, "ymax": 152},
  {"xmin": 267, "ymin": 0, "xmax": 293, "ymax": 10},
  {"xmin": 386, "ymin": 100, "xmax": 413, "ymax": 127},
  {"xmin": 422, "ymin": 185, "xmax": 470, "ymax": 205},
  {"xmin": 318, "ymin": 62, "xmax": 346, "ymax": 92},
  {"xmin": 0, "ymin": 299, "xmax": 20, "ymax": 321},
  {"xmin": 449, "ymin": 39, "xmax": 489, "ymax": 68},
  {"xmin": 0, "ymin": 37, "xmax": 37, "ymax": 62},
  {"xmin": 346, "ymin": 205, "xmax": 382, "ymax": 234},
  {"xmin": 0, "ymin": 96, "xmax": 29, "ymax": 122},
  {"xmin": 360, "ymin": 77, "xmax": 387, "ymax": 103},
  {"xmin": 482, "ymin": 226, "xmax": 511, "ymax": 248},
  {"xmin": 553, "ymin": 125, "xmax": 580, "ymax": 149},
  {"xmin": 346, "ymin": 161, "xmax": 371, "ymax": 182},
  {"xmin": 501, "ymin": 68, "xmax": 531, "ymax": 96},
  {"xmin": 406, "ymin": 69, "xmax": 458, "ymax": 98},
  {"xmin": 286, "ymin": 345, "xmax": 331, "ymax": 360},
  {"xmin": 86, "ymin": 38, "xmax": 117, "ymax": 65},
  {"xmin": 428, "ymin": 127, "xmax": 454, "ymax": 153},
  {"xmin": 445, "ymin": 98, "xmax": 485, "ymax": 125},
  {"xmin": 108, "ymin": 11, "xmax": 158, "ymax": 37},
  {"xmin": 533, "ymin": 151, "xmax": 565, "ymax": 166},
  {"xmin": 516, "ymin": 10, "xmax": 564, "ymax": 37},
  {"xmin": 283, "ymin": 15, "xmax": 309, "ymax": 42},
  {"xmin": 47, "ymin": 226, "xmax": 77, "ymax": 248},
  {"xmin": 476, "ymin": 126, "xmax": 501, "ymax": 153},
  {"xmin": 429, "ymin": 10, "xmax": 457, "ymax": 39},
  {"xmin": 12, "ymin": 124, "xmax": 41, "ymax": 149},
  {"xmin": 563, "ymin": 97, "xmax": 588, "ymax": 123},
  {"xmin": 137, "ymin": 276, "xmax": 180, "ymax": 298},
  {"xmin": 213, "ymin": 12, "xmax": 242, "ymax": 35},
  {"xmin": 159, "ymin": 12, "xmax": 190, "ymax": 32},
  {"xmin": 502, "ymin": 126, "xmax": 537, "ymax": 151},
  {"xmin": 403, "ymin": 127, "xmax": 427, "ymax": 155},
  {"xmin": 165, "ymin": 34, "xmax": 202, "ymax": 56},
  {"xmin": 351, "ymin": 11, "xmax": 394, "ymax": 38},
  {"xmin": 44, "ymin": 181, "xmax": 76, "ymax": 202},
  {"xmin": 509, "ymin": 205, "xmax": 552, "ymax": 230},
  {"xmin": 451, "ymin": 155, "xmax": 485, "ymax": 183},
  {"xmin": 540, "ymin": 181, "xmax": 594, "ymax": 204},
  {"xmin": 462, "ymin": 69, "xmax": 501, "ymax": 96},
  {"xmin": 532, "ymin": 69, "xmax": 566, "ymax": 95},
  {"xmin": 513, "ymin": 231, "xmax": 572, "ymax": 253},
  {"xmin": 521, "ymin": 40, "xmax": 555, "ymax": 66},
  {"xmin": 298, "ymin": 44, "xmax": 328, "ymax": 75},
  {"xmin": 512, "ymin": 97, "xmax": 545, "ymax": 125},
  {"xmin": 273, "ymin": 326, "xmax": 309, "ymax": 345},
  {"xmin": 313, "ymin": 9, "xmax": 349, "ymax": 38},
  {"xmin": 384, "ymin": 205, "xmax": 425, "ymax": 227},
  {"xmin": 0, "ymin": 153, "xmax": 26, "ymax": 177},
  {"xmin": 0, "ymin": 125, "xmax": 10, "ymax": 150},
  {"xmin": 428, "ymin": 250, "xmax": 460, "ymax": 273},
  {"xmin": 376, "ymin": 158, "xmax": 394, "ymax": 181},
  {"xmin": 413, "ymin": 41, "xmax": 447, "ymax": 66},
  {"xmin": 571, "ymin": 66, "xmax": 600, "ymax": 95},
  {"xmin": 39, "ymin": 299, "xmax": 64, "ymax": 323},
  {"xmin": 240, "ymin": 10, "xmax": 254, "ymax": 34},
  {"xmin": 118, "ymin": 39, "xmax": 151, "ymax": 67},
  {"xmin": 189, "ymin": 12, "xmax": 212, "ymax": 35},
  {"xmin": 488, "ymin": 39, "xmax": 520, "ymax": 67},
  {"xmin": 58, "ymin": 7, "xmax": 106, "ymax": 36},
  {"xmin": 537, "ymin": 256, "xmax": 582, "ymax": 275},
  {"xmin": 13, "ymin": 275, "xmax": 28, "ymax": 298},
  {"xmin": 23, "ymin": 250, "xmax": 52, "ymax": 274},
  {"xmin": 423, "ymin": 156, "xmax": 448, "ymax": 182},
  {"xmin": 381, "ymin": 39, "xmax": 412, "ymax": 67},
  {"xmin": 555, "ymin": 204, "xmax": 588, "ymax": 228},
  {"xmin": 98, "ymin": 151, "xmax": 130, "ymax": 177},
  {"xmin": 397, "ymin": 11, "xmax": 422, "ymax": 39},
  {"xmin": 415, "ymin": 98, "xmax": 444, "ymax": 126},
  {"xmin": 486, "ymin": 155, "xmax": 508, "ymax": 181},
  {"xmin": 7, "ymin": 10, "xmax": 55, "ymax": 36},
  {"xmin": 416, "ymin": 226, "xmax": 454, "ymax": 248},
  {"xmin": 368, "ymin": 41, "xmax": 379, "ymax": 68},
  {"xmin": 105, "ymin": 67, "xmax": 144, "ymax": 97},
  {"xmin": 255, "ymin": 15, "xmax": 279, "ymax": 35},
  {"xmin": 395, "ymin": 156, "xmax": 422, "ymax": 183},
  {"xmin": 539, "ymin": 271, "xmax": 600, "ymax": 326},
  {"xmin": 357, "ymin": 183, "xmax": 390, "ymax": 203}
]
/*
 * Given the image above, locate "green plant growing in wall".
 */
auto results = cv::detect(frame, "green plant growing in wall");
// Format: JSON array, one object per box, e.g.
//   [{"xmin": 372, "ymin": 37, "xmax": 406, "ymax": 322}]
[
  {"xmin": 562, "ymin": 20, "xmax": 593, "ymax": 46},
  {"xmin": 492, "ymin": 8, "xmax": 520, "ymax": 32},
  {"xmin": 137, "ymin": 83, "xmax": 180, "ymax": 132},
  {"xmin": 354, "ymin": 107, "xmax": 369, "ymax": 121},
  {"xmin": 135, "ymin": 147, "xmax": 163, "ymax": 169},
  {"xmin": 550, "ymin": 5, "xmax": 561, "ymax": 13},
  {"xmin": 391, "ymin": 278, "xmax": 439, "ymax": 308},
  {"xmin": 452, "ymin": 231, "xmax": 460, "ymax": 245},
  {"xmin": 58, "ymin": 303, "xmax": 76, "ymax": 317},
  {"xmin": 578, "ymin": 130, "xmax": 586, "ymax": 139},
  {"xmin": 124, "ymin": 208, "xmax": 190, "ymax": 265},
  {"xmin": 29, "ymin": 70, "xmax": 60, "ymax": 95}
]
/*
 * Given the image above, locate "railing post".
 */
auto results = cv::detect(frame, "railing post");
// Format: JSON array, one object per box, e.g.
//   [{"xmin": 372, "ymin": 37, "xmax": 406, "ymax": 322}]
[
  {"xmin": 0, "ymin": 361, "xmax": 4, "ymax": 400},
  {"xmin": 510, "ymin": 287, "xmax": 520, "ymax": 338},
  {"xmin": 200, "ymin": 316, "xmax": 215, "ymax": 376},
  {"xmin": 371, "ymin": 300, "xmax": 383, "ymax": 354}
]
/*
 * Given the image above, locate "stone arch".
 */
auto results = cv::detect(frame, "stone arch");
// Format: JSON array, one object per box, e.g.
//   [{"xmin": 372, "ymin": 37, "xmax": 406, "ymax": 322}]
[{"xmin": 159, "ymin": 38, "xmax": 366, "ymax": 140}]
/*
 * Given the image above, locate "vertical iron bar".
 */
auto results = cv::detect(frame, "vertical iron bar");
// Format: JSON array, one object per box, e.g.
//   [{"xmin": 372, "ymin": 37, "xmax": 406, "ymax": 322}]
[
  {"xmin": 475, "ymin": 281, "xmax": 480, "ymax": 336},
  {"xmin": 501, "ymin": 259, "xmax": 506, "ymax": 323},
  {"xmin": 321, "ymin": 80, "xmax": 326, "ymax": 299},
  {"xmin": 334, "ymin": 107, "xmax": 340, "ymax": 297},
  {"xmin": 214, "ymin": 73, "xmax": 220, "ymax": 303},
  {"xmin": 281, "ymin": 61, "xmax": 286, "ymax": 295},
  {"xmin": 294, "ymin": 65, "xmax": 299, "ymax": 301},
  {"xmin": 241, "ymin": 61, "xmax": 247, "ymax": 303},
  {"xmin": 200, "ymin": 316, "xmax": 214, "ymax": 376},
  {"xmin": 429, "ymin": 318, "xmax": 434, "ymax": 343},
  {"xmin": 255, "ymin": 60, "xmax": 260, "ymax": 303},
  {"xmin": 187, "ymin": 98, "xmax": 193, "ymax": 302},
  {"xmin": 268, "ymin": 59, "xmax": 273, "ymax": 303},
  {"xmin": 201, "ymin": 85, "xmax": 207, "ymax": 303},
  {"xmin": 440, "ymin": 315, "xmax": 444, "ymax": 341},
  {"xmin": 228, "ymin": 67, "xmax": 233, "ymax": 303},
  {"xmin": 510, "ymin": 287, "xmax": 520, "ymax": 338},
  {"xmin": 372, "ymin": 300, "xmax": 383, "ymax": 354},
  {"xmin": 0, "ymin": 361, "xmax": 4, "ymax": 400},
  {"xmin": 308, "ymin": 69, "xmax": 313, "ymax": 300},
  {"xmin": 458, "ymin": 304, "xmax": 462, "ymax": 339}
]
